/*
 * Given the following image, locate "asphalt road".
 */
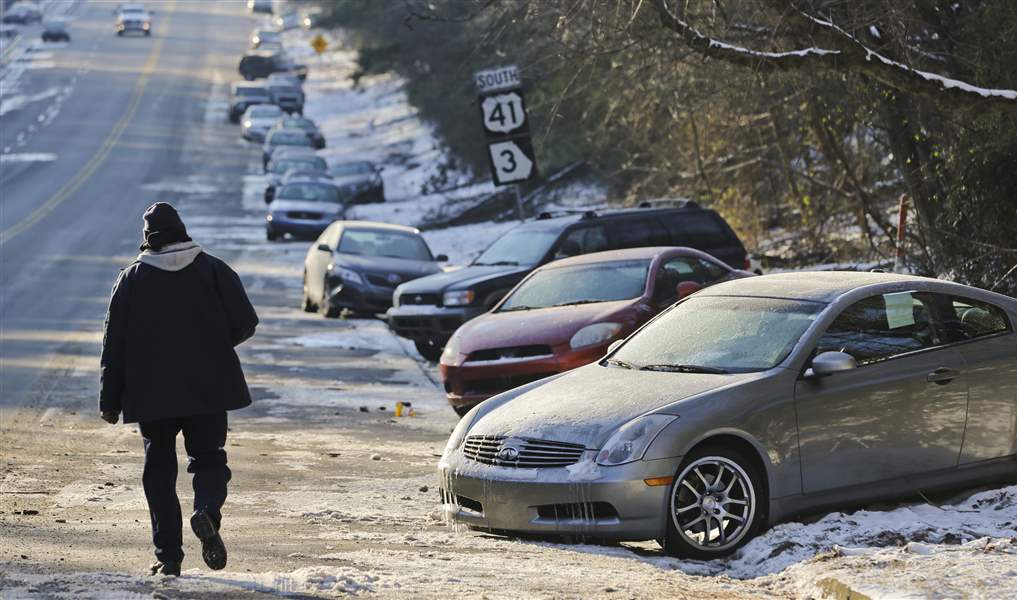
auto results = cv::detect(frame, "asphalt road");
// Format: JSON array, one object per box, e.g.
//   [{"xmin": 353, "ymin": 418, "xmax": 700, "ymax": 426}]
[{"xmin": 0, "ymin": 0, "xmax": 255, "ymax": 409}]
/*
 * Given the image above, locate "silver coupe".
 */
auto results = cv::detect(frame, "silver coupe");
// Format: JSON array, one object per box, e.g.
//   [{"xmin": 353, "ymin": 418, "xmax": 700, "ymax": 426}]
[{"xmin": 438, "ymin": 272, "xmax": 1017, "ymax": 558}]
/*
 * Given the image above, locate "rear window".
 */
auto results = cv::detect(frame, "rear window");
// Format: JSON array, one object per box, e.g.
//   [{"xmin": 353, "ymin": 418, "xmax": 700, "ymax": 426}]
[{"xmin": 938, "ymin": 295, "xmax": 1011, "ymax": 342}]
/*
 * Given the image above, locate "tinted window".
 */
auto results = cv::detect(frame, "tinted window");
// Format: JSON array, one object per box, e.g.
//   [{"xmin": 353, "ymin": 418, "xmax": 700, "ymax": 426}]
[
  {"xmin": 613, "ymin": 297, "xmax": 823, "ymax": 372},
  {"xmin": 473, "ymin": 228, "xmax": 560, "ymax": 267},
  {"xmin": 500, "ymin": 260, "xmax": 650, "ymax": 312},
  {"xmin": 338, "ymin": 230, "xmax": 431, "ymax": 261},
  {"xmin": 608, "ymin": 218, "xmax": 667, "ymax": 249},
  {"xmin": 817, "ymin": 293, "xmax": 942, "ymax": 365},
  {"xmin": 698, "ymin": 258, "xmax": 728, "ymax": 281},
  {"xmin": 277, "ymin": 183, "xmax": 339, "ymax": 203},
  {"xmin": 937, "ymin": 295, "xmax": 1011, "ymax": 342},
  {"xmin": 661, "ymin": 212, "xmax": 731, "ymax": 248},
  {"xmin": 553, "ymin": 226, "xmax": 607, "ymax": 259},
  {"xmin": 249, "ymin": 106, "xmax": 281, "ymax": 117},
  {"xmin": 652, "ymin": 257, "xmax": 704, "ymax": 302}
]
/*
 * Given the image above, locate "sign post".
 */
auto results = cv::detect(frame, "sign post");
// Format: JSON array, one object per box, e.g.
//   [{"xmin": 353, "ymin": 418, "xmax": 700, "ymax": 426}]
[{"xmin": 474, "ymin": 65, "xmax": 538, "ymax": 220}]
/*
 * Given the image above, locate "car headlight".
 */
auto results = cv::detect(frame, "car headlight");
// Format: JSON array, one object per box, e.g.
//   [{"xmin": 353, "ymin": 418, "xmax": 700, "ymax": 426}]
[
  {"xmin": 443, "ymin": 290, "xmax": 474, "ymax": 306},
  {"xmin": 243, "ymin": 120, "xmax": 252, "ymax": 128},
  {"xmin": 440, "ymin": 333, "xmax": 461, "ymax": 365},
  {"xmin": 596, "ymin": 414, "xmax": 678, "ymax": 466},
  {"xmin": 570, "ymin": 322, "xmax": 622, "ymax": 350},
  {"xmin": 328, "ymin": 265, "xmax": 364, "ymax": 284},
  {"xmin": 442, "ymin": 405, "xmax": 480, "ymax": 460}
]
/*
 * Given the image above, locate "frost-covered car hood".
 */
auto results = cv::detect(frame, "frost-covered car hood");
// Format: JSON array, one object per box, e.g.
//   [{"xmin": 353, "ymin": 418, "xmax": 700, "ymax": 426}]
[
  {"xmin": 397, "ymin": 265, "xmax": 530, "ymax": 295},
  {"xmin": 269, "ymin": 199, "xmax": 343, "ymax": 216},
  {"xmin": 469, "ymin": 363, "xmax": 754, "ymax": 447},
  {"xmin": 455, "ymin": 299, "xmax": 640, "ymax": 352}
]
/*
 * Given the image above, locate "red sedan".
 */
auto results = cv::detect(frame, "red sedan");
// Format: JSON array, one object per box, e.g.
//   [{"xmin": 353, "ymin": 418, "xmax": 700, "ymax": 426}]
[{"xmin": 439, "ymin": 246, "xmax": 753, "ymax": 415}]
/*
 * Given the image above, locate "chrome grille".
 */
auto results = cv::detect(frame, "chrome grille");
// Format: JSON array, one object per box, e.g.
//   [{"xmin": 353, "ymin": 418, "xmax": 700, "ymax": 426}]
[{"xmin": 462, "ymin": 435, "xmax": 585, "ymax": 468}]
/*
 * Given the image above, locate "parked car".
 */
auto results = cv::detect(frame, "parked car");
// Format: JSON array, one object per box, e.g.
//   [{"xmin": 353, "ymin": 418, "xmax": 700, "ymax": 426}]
[
  {"xmin": 262, "ymin": 128, "xmax": 314, "ymax": 170},
  {"xmin": 2, "ymin": 1, "xmax": 42, "ymax": 24},
  {"xmin": 272, "ymin": 10, "xmax": 301, "ymax": 31},
  {"xmin": 302, "ymin": 222, "xmax": 447, "ymax": 317},
  {"xmin": 440, "ymin": 247, "xmax": 750, "ymax": 414},
  {"xmin": 228, "ymin": 81, "xmax": 271, "ymax": 123},
  {"xmin": 270, "ymin": 115, "xmax": 323, "ymax": 148},
  {"xmin": 440, "ymin": 272, "xmax": 1017, "ymax": 558},
  {"xmin": 301, "ymin": 8, "xmax": 323, "ymax": 30},
  {"xmin": 247, "ymin": 0, "xmax": 273, "ymax": 14},
  {"xmin": 328, "ymin": 161, "xmax": 384, "ymax": 204},
  {"xmin": 388, "ymin": 203, "xmax": 749, "ymax": 361},
  {"xmin": 249, "ymin": 28, "xmax": 280, "ymax": 49},
  {"xmin": 266, "ymin": 178, "xmax": 347, "ymax": 241},
  {"xmin": 115, "ymin": 4, "xmax": 151, "ymax": 36},
  {"xmin": 240, "ymin": 104, "xmax": 284, "ymax": 141},
  {"xmin": 264, "ymin": 154, "xmax": 328, "ymax": 203},
  {"xmin": 265, "ymin": 80, "xmax": 303, "ymax": 114},
  {"xmin": 267, "ymin": 71, "xmax": 303, "ymax": 91},
  {"xmin": 40, "ymin": 20, "xmax": 70, "ymax": 43}
]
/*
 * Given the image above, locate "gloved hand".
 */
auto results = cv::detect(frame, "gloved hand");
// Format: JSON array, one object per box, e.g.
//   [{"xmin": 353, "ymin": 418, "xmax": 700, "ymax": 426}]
[{"xmin": 101, "ymin": 411, "xmax": 119, "ymax": 425}]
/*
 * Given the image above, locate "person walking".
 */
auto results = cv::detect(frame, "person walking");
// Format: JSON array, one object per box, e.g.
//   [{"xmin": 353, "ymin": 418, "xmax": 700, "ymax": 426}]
[{"xmin": 98, "ymin": 202, "xmax": 259, "ymax": 576}]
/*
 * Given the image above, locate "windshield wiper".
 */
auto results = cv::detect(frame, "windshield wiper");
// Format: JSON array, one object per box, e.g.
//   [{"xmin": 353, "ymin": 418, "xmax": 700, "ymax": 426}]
[
  {"xmin": 551, "ymin": 299, "xmax": 602, "ymax": 307},
  {"xmin": 605, "ymin": 358, "xmax": 638, "ymax": 370},
  {"xmin": 473, "ymin": 260, "xmax": 519, "ymax": 266},
  {"xmin": 639, "ymin": 364, "xmax": 729, "ymax": 374}
]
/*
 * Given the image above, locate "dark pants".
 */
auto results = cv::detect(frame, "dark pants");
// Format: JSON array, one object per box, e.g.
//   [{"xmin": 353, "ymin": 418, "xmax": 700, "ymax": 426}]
[{"xmin": 139, "ymin": 412, "xmax": 231, "ymax": 564}]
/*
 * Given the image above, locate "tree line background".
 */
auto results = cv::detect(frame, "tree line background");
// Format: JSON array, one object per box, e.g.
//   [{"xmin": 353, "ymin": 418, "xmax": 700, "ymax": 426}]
[{"xmin": 311, "ymin": 0, "xmax": 1017, "ymax": 295}]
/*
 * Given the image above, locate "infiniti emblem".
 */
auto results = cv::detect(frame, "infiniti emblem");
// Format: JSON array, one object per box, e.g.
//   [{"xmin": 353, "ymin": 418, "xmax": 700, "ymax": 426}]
[{"xmin": 498, "ymin": 446, "xmax": 520, "ymax": 461}]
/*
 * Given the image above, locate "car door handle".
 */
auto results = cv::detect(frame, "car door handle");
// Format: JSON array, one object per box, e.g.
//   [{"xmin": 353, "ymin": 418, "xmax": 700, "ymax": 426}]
[{"xmin": 926, "ymin": 367, "xmax": 960, "ymax": 385}]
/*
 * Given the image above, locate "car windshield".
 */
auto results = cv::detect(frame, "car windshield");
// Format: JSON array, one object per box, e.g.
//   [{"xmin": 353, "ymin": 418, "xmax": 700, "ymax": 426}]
[
  {"xmin": 610, "ymin": 296, "xmax": 824, "ymax": 372},
  {"xmin": 272, "ymin": 158, "xmax": 324, "ymax": 174},
  {"xmin": 237, "ymin": 87, "xmax": 266, "ymax": 96},
  {"xmin": 329, "ymin": 162, "xmax": 375, "ymax": 176},
  {"xmin": 473, "ymin": 228, "xmax": 560, "ymax": 267},
  {"xmin": 282, "ymin": 119, "xmax": 312, "ymax": 129},
  {"xmin": 277, "ymin": 183, "xmax": 340, "ymax": 203},
  {"xmin": 337, "ymin": 230, "xmax": 431, "ymax": 261},
  {"xmin": 249, "ymin": 106, "xmax": 281, "ymax": 118},
  {"xmin": 270, "ymin": 131, "xmax": 309, "ymax": 145},
  {"xmin": 499, "ymin": 260, "xmax": 650, "ymax": 312}
]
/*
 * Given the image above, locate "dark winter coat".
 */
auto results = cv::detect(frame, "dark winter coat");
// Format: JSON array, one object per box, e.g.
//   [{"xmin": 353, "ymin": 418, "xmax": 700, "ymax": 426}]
[{"xmin": 99, "ymin": 243, "xmax": 259, "ymax": 424}]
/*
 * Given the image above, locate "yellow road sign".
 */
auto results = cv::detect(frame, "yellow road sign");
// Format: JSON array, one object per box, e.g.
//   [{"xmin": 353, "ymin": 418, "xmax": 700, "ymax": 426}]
[{"xmin": 311, "ymin": 35, "xmax": 327, "ymax": 55}]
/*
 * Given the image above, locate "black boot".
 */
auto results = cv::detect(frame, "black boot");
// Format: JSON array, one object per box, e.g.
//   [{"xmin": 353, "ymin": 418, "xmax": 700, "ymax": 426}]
[
  {"xmin": 190, "ymin": 509, "xmax": 227, "ymax": 570},
  {"xmin": 149, "ymin": 561, "xmax": 181, "ymax": 576}
]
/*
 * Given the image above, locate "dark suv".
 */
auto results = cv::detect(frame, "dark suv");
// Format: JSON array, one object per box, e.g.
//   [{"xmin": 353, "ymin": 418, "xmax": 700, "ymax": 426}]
[
  {"xmin": 386, "ymin": 202, "xmax": 748, "ymax": 360},
  {"xmin": 239, "ymin": 51, "xmax": 308, "ymax": 81}
]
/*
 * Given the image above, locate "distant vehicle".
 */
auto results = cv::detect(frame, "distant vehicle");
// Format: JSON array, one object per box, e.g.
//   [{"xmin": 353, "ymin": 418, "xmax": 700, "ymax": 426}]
[
  {"xmin": 238, "ymin": 51, "xmax": 307, "ymax": 81},
  {"xmin": 264, "ymin": 80, "xmax": 303, "ymax": 114},
  {"xmin": 328, "ymin": 161, "xmax": 384, "ymax": 204},
  {"xmin": 249, "ymin": 28, "xmax": 280, "ymax": 49},
  {"xmin": 301, "ymin": 8, "xmax": 323, "ymax": 30},
  {"xmin": 228, "ymin": 81, "xmax": 272, "ymax": 123},
  {"xmin": 2, "ymin": 1, "xmax": 42, "ymax": 24},
  {"xmin": 440, "ymin": 247, "xmax": 751, "ymax": 413},
  {"xmin": 440, "ymin": 272, "xmax": 1017, "ymax": 558},
  {"xmin": 0, "ymin": 26, "xmax": 18, "ymax": 54},
  {"xmin": 267, "ymin": 71, "xmax": 303, "ymax": 90},
  {"xmin": 40, "ymin": 20, "xmax": 70, "ymax": 43},
  {"xmin": 265, "ymin": 164, "xmax": 329, "ymax": 204},
  {"xmin": 269, "ymin": 115, "xmax": 323, "ymax": 149},
  {"xmin": 266, "ymin": 178, "xmax": 347, "ymax": 242},
  {"xmin": 302, "ymin": 221, "xmax": 447, "ymax": 317},
  {"xmin": 115, "ymin": 4, "xmax": 152, "ymax": 36},
  {"xmin": 262, "ymin": 128, "xmax": 314, "ymax": 170},
  {"xmin": 272, "ymin": 10, "xmax": 301, "ymax": 31},
  {"xmin": 247, "ymin": 0, "xmax": 273, "ymax": 15},
  {"xmin": 388, "ymin": 203, "xmax": 749, "ymax": 360},
  {"xmin": 240, "ymin": 104, "xmax": 284, "ymax": 142}
]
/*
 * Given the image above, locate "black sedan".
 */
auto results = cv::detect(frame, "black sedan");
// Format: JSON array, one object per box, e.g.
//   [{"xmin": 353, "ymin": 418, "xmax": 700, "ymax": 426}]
[
  {"xmin": 328, "ymin": 161, "xmax": 384, "ymax": 204},
  {"xmin": 41, "ymin": 20, "xmax": 70, "ymax": 42},
  {"xmin": 302, "ymin": 222, "xmax": 447, "ymax": 317}
]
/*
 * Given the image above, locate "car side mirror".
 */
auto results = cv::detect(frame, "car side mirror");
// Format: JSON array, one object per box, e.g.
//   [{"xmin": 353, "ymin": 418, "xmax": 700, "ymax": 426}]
[
  {"xmin": 607, "ymin": 340, "xmax": 624, "ymax": 355},
  {"xmin": 806, "ymin": 351, "xmax": 857, "ymax": 378},
  {"xmin": 435, "ymin": 254, "xmax": 448, "ymax": 262},
  {"xmin": 316, "ymin": 243, "xmax": 331, "ymax": 252},
  {"xmin": 676, "ymin": 281, "xmax": 702, "ymax": 300}
]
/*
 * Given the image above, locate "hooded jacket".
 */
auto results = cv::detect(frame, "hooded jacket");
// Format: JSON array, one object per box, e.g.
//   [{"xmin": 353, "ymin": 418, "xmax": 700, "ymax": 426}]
[{"xmin": 99, "ymin": 242, "xmax": 259, "ymax": 423}]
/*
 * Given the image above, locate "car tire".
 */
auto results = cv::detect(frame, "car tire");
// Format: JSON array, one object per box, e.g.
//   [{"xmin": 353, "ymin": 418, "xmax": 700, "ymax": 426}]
[
  {"xmin": 662, "ymin": 445, "xmax": 765, "ymax": 559},
  {"xmin": 301, "ymin": 275, "xmax": 317, "ymax": 313},
  {"xmin": 414, "ymin": 339, "xmax": 443, "ymax": 362},
  {"xmin": 319, "ymin": 281, "xmax": 340, "ymax": 318}
]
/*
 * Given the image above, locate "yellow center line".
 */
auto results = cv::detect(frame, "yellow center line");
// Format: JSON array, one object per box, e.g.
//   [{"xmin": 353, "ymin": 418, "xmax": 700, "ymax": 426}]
[{"xmin": 0, "ymin": 0, "xmax": 177, "ymax": 247}]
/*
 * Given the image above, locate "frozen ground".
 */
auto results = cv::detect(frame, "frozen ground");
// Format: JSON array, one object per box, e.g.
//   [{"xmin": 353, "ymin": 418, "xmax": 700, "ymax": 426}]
[{"xmin": 2, "ymin": 11, "xmax": 1015, "ymax": 600}]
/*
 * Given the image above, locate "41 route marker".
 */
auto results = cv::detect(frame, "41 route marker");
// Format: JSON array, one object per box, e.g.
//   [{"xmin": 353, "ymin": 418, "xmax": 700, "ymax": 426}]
[{"xmin": 474, "ymin": 64, "xmax": 538, "ymax": 195}]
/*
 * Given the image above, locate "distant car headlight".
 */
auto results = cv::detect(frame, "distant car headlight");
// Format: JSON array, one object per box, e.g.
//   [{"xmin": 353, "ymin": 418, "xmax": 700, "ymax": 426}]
[
  {"xmin": 329, "ymin": 265, "xmax": 364, "ymax": 284},
  {"xmin": 442, "ymin": 290, "xmax": 474, "ymax": 307},
  {"xmin": 570, "ymin": 322, "xmax": 622, "ymax": 350},
  {"xmin": 596, "ymin": 415, "xmax": 678, "ymax": 466},
  {"xmin": 243, "ymin": 120, "xmax": 252, "ymax": 128},
  {"xmin": 143, "ymin": 22, "xmax": 150, "ymax": 29}
]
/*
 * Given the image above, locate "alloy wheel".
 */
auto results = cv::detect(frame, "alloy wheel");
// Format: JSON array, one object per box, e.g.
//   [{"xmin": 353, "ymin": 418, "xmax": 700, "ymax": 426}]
[{"xmin": 670, "ymin": 456, "xmax": 756, "ymax": 553}]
